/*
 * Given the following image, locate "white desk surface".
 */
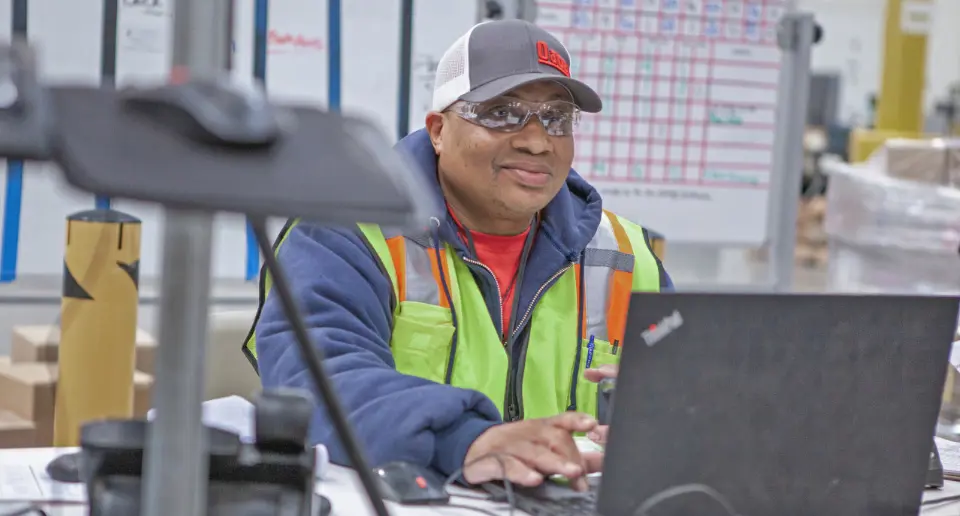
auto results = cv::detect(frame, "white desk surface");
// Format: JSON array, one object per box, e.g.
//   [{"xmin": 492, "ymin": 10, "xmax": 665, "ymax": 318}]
[{"xmin": 2, "ymin": 448, "xmax": 959, "ymax": 515}]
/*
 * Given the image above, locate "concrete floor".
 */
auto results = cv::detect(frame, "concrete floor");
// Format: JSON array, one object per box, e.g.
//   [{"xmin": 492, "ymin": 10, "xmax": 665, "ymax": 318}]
[{"xmin": 0, "ymin": 247, "xmax": 827, "ymax": 355}]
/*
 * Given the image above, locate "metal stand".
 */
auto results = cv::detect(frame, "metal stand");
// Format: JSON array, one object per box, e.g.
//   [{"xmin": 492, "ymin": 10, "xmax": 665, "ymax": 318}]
[
  {"xmin": 767, "ymin": 11, "xmax": 815, "ymax": 292},
  {"xmin": 140, "ymin": 2, "xmax": 231, "ymax": 515}
]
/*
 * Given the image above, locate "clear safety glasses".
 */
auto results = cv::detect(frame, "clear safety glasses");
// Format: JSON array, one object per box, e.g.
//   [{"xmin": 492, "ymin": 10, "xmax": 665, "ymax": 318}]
[{"xmin": 449, "ymin": 97, "xmax": 581, "ymax": 137}]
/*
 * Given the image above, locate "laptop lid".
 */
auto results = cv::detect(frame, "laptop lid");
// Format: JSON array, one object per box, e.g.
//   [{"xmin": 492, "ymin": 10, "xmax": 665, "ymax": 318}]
[{"xmin": 597, "ymin": 293, "xmax": 958, "ymax": 516}]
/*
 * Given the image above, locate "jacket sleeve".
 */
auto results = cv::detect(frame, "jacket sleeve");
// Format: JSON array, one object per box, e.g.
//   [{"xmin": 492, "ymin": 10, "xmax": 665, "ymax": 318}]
[{"xmin": 255, "ymin": 223, "xmax": 501, "ymax": 476}]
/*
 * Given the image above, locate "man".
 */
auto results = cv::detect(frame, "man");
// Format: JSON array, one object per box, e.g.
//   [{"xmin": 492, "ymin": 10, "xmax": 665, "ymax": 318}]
[{"xmin": 244, "ymin": 19, "xmax": 672, "ymax": 489}]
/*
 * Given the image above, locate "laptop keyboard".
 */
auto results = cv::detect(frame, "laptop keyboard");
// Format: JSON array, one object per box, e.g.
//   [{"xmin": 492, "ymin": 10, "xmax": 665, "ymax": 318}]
[{"xmin": 482, "ymin": 476, "xmax": 600, "ymax": 516}]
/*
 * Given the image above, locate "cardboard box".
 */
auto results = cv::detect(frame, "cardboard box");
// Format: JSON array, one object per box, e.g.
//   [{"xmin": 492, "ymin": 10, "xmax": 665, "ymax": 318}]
[
  {"xmin": 10, "ymin": 325, "xmax": 157, "ymax": 375},
  {"xmin": 882, "ymin": 138, "xmax": 960, "ymax": 187},
  {"xmin": 0, "ymin": 361, "xmax": 153, "ymax": 447},
  {"xmin": 0, "ymin": 409, "xmax": 35, "ymax": 448}
]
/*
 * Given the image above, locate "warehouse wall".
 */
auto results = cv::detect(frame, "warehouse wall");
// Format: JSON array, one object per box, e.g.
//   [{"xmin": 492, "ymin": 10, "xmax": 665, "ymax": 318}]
[{"xmin": 799, "ymin": 0, "xmax": 960, "ymax": 125}]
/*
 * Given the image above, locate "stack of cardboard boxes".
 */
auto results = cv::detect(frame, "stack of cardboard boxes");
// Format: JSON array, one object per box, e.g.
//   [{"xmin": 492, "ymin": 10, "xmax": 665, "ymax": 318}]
[
  {"xmin": 795, "ymin": 196, "xmax": 828, "ymax": 268},
  {"xmin": 747, "ymin": 195, "xmax": 829, "ymax": 269},
  {"xmin": 0, "ymin": 326, "xmax": 156, "ymax": 448},
  {"xmin": 882, "ymin": 138, "xmax": 960, "ymax": 187}
]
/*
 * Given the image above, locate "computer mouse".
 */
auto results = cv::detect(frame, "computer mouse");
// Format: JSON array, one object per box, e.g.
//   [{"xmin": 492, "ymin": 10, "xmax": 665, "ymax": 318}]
[
  {"xmin": 45, "ymin": 452, "xmax": 82, "ymax": 483},
  {"xmin": 122, "ymin": 81, "xmax": 280, "ymax": 147},
  {"xmin": 372, "ymin": 461, "xmax": 449, "ymax": 505}
]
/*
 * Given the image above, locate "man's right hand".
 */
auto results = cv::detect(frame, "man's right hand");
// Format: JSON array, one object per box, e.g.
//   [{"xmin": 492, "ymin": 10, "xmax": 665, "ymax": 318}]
[{"xmin": 462, "ymin": 412, "xmax": 602, "ymax": 490}]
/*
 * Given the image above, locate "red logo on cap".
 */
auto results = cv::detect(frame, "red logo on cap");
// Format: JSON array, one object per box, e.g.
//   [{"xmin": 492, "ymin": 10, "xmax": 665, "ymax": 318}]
[{"xmin": 536, "ymin": 41, "xmax": 570, "ymax": 77}]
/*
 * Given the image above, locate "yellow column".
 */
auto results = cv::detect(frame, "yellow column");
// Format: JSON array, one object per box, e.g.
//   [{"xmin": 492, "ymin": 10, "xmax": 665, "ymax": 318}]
[
  {"xmin": 875, "ymin": 0, "xmax": 931, "ymax": 133},
  {"xmin": 53, "ymin": 210, "xmax": 141, "ymax": 446},
  {"xmin": 849, "ymin": 0, "xmax": 933, "ymax": 161}
]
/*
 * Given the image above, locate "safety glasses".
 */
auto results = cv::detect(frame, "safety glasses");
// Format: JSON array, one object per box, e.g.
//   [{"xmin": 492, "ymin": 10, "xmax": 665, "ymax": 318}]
[{"xmin": 449, "ymin": 97, "xmax": 581, "ymax": 137}]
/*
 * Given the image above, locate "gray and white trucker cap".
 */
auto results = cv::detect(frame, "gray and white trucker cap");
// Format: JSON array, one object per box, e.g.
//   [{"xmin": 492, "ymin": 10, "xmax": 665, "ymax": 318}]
[{"xmin": 431, "ymin": 19, "xmax": 602, "ymax": 113}]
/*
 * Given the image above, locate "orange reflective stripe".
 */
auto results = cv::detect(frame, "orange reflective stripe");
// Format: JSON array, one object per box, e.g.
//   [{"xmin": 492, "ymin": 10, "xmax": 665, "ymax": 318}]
[
  {"xmin": 603, "ymin": 209, "xmax": 634, "ymax": 255},
  {"xmin": 603, "ymin": 211, "xmax": 634, "ymax": 345},
  {"xmin": 428, "ymin": 248, "xmax": 451, "ymax": 309},
  {"xmin": 385, "ymin": 236, "xmax": 407, "ymax": 302}
]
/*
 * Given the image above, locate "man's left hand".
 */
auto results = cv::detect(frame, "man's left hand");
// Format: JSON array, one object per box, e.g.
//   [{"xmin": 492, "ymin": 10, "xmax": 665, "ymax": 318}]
[{"xmin": 583, "ymin": 364, "xmax": 618, "ymax": 445}]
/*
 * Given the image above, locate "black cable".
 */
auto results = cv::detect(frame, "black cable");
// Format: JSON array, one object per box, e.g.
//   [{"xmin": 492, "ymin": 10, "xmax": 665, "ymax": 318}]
[
  {"xmin": 920, "ymin": 493, "xmax": 960, "ymax": 506},
  {"xmin": 444, "ymin": 452, "xmax": 516, "ymax": 515},
  {"xmin": 249, "ymin": 218, "xmax": 390, "ymax": 516},
  {"xmin": 633, "ymin": 484, "xmax": 741, "ymax": 516}
]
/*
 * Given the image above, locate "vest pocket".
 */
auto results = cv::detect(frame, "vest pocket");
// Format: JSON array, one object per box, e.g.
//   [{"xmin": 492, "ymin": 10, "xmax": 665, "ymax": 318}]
[
  {"xmin": 577, "ymin": 338, "xmax": 620, "ymax": 419},
  {"xmin": 390, "ymin": 301, "xmax": 456, "ymax": 384}
]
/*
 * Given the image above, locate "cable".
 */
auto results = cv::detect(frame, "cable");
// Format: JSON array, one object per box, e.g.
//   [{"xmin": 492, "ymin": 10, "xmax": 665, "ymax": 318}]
[
  {"xmin": 249, "ymin": 218, "xmax": 390, "ymax": 516},
  {"xmin": 921, "ymin": 493, "xmax": 960, "ymax": 506},
  {"xmin": 444, "ymin": 452, "xmax": 515, "ymax": 515},
  {"xmin": 632, "ymin": 484, "xmax": 741, "ymax": 516}
]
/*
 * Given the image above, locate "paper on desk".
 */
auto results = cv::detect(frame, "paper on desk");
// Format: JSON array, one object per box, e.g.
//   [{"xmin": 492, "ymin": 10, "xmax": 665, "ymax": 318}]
[
  {"xmin": 0, "ymin": 453, "xmax": 86, "ymax": 503},
  {"xmin": 148, "ymin": 395, "xmax": 255, "ymax": 442},
  {"xmin": 147, "ymin": 396, "xmax": 329, "ymax": 479},
  {"xmin": 937, "ymin": 437, "xmax": 960, "ymax": 476}
]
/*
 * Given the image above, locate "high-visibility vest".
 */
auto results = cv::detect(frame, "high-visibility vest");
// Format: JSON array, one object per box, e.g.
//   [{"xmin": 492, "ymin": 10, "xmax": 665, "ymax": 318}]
[{"xmin": 242, "ymin": 210, "xmax": 666, "ymax": 420}]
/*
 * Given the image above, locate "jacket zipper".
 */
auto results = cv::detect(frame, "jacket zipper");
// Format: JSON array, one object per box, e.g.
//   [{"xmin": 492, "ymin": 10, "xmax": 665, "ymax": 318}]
[
  {"xmin": 503, "ymin": 264, "xmax": 573, "ymax": 421},
  {"xmin": 460, "ymin": 257, "xmax": 505, "ymax": 342}
]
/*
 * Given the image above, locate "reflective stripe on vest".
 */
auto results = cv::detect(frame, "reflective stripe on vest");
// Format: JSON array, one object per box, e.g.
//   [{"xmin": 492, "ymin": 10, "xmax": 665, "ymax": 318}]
[
  {"xmin": 379, "ymin": 211, "xmax": 633, "ymax": 353},
  {"xmin": 384, "ymin": 232, "xmax": 452, "ymax": 308}
]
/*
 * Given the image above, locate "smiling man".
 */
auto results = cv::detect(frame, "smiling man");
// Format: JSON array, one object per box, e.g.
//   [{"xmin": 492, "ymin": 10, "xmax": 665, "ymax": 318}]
[{"xmin": 246, "ymin": 19, "xmax": 673, "ymax": 490}]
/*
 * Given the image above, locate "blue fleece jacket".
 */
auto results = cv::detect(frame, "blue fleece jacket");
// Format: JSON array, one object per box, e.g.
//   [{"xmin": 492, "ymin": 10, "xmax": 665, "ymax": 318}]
[{"xmin": 255, "ymin": 129, "xmax": 674, "ymax": 477}]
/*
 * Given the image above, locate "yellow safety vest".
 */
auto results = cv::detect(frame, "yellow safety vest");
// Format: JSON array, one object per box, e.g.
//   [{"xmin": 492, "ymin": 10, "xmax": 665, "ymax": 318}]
[{"xmin": 243, "ymin": 210, "xmax": 667, "ymax": 420}]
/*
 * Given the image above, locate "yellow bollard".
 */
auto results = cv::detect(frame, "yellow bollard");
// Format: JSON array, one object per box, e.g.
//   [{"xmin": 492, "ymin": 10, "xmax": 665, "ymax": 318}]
[{"xmin": 53, "ymin": 210, "xmax": 141, "ymax": 446}]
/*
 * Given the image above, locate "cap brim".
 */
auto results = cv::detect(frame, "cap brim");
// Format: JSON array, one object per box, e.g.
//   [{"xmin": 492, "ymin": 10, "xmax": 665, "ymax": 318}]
[{"xmin": 459, "ymin": 73, "xmax": 602, "ymax": 113}]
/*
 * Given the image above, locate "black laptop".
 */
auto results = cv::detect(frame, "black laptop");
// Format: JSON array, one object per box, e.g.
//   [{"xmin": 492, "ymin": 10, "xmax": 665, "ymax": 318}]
[{"xmin": 485, "ymin": 293, "xmax": 958, "ymax": 516}]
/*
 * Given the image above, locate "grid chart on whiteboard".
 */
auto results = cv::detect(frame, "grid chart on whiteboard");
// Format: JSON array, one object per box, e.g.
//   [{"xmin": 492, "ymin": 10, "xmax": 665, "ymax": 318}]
[{"xmin": 536, "ymin": 0, "xmax": 786, "ymax": 190}]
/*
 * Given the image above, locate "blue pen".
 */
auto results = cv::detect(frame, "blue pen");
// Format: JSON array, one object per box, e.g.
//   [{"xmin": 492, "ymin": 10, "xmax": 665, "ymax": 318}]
[{"xmin": 585, "ymin": 335, "xmax": 596, "ymax": 369}]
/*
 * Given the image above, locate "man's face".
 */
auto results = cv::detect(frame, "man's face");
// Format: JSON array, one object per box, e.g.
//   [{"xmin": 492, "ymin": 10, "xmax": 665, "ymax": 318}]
[{"xmin": 428, "ymin": 81, "xmax": 576, "ymax": 221}]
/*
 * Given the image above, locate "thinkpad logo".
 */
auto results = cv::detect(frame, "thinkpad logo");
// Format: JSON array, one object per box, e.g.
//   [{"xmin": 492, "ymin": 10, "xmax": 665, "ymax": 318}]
[{"xmin": 641, "ymin": 310, "xmax": 683, "ymax": 346}]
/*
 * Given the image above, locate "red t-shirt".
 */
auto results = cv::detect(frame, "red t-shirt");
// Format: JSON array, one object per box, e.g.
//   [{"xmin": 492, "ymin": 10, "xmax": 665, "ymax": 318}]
[
  {"xmin": 448, "ymin": 207, "xmax": 530, "ymax": 337},
  {"xmin": 469, "ymin": 229, "xmax": 529, "ymax": 337}
]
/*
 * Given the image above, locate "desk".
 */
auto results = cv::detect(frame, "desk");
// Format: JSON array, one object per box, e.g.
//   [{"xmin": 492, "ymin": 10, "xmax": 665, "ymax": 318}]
[{"xmin": 2, "ymin": 448, "xmax": 960, "ymax": 515}]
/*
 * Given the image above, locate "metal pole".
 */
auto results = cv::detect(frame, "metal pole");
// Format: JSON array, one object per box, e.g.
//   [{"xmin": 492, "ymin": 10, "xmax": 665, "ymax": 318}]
[
  {"xmin": 140, "ymin": 1, "xmax": 231, "ymax": 515},
  {"xmin": 328, "ymin": 0, "xmax": 341, "ymax": 110},
  {"xmin": 95, "ymin": 0, "xmax": 119, "ymax": 210},
  {"xmin": 396, "ymin": 0, "xmax": 413, "ymax": 139},
  {"xmin": 767, "ymin": 11, "xmax": 814, "ymax": 292}
]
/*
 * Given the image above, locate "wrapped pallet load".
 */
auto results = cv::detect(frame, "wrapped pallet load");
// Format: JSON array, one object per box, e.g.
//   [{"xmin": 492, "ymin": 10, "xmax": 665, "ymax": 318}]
[{"xmin": 822, "ymin": 138, "xmax": 960, "ymax": 294}]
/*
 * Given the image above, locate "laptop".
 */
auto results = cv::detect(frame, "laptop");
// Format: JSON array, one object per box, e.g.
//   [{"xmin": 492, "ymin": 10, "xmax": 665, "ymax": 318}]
[{"xmin": 484, "ymin": 293, "xmax": 958, "ymax": 516}]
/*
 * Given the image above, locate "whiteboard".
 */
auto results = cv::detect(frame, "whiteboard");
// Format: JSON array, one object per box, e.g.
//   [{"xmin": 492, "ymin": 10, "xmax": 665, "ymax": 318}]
[
  {"xmin": 536, "ymin": 0, "xmax": 788, "ymax": 245},
  {"xmin": 407, "ymin": 0, "xmax": 478, "ymax": 134}
]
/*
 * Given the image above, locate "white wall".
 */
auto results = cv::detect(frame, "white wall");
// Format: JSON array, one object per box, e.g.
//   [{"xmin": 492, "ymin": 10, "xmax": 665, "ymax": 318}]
[
  {"xmin": 0, "ymin": 0, "xmax": 477, "ymax": 283},
  {"xmin": 800, "ymin": 0, "xmax": 960, "ymax": 125}
]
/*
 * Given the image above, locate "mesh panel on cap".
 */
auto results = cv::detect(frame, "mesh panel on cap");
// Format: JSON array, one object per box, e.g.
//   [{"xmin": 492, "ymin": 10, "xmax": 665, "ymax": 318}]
[
  {"xmin": 431, "ymin": 25, "xmax": 481, "ymax": 112},
  {"xmin": 435, "ymin": 36, "xmax": 466, "ymax": 89}
]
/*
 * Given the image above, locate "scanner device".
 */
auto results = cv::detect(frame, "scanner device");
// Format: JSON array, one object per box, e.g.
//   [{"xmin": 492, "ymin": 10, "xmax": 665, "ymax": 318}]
[
  {"xmin": 77, "ymin": 389, "xmax": 320, "ymax": 516},
  {"xmin": 121, "ymin": 79, "xmax": 283, "ymax": 147},
  {"xmin": 0, "ymin": 41, "xmax": 54, "ymax": 160}
]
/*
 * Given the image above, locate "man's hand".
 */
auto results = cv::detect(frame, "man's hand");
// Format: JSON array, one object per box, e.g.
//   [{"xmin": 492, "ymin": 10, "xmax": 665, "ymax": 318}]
[
  {"xmin": 462, "ymin": 412, "xmax": 603, "ymax": 490},
  {"xmin": 583, "ymin": 364, "xmax": 618, "ymax": 445}
]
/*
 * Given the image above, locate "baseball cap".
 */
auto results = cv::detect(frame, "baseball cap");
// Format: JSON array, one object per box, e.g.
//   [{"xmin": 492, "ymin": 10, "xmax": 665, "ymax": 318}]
[{"xmin": 431, "ymin": 20, "xmax": 602, "ymax": 114}]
